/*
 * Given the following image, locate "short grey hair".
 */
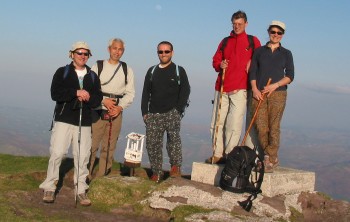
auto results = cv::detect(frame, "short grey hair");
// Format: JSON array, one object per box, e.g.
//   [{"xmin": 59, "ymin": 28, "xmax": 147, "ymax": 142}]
[{"xmin": 108, "ymin": 38, "xmax": 125, "ymax": 48}]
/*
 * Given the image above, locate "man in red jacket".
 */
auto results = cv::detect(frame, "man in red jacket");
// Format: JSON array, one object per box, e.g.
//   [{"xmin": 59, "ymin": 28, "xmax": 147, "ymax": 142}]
[{"xmin": 207, "ymin": 10, "xmax": 261, "ymax": 164}]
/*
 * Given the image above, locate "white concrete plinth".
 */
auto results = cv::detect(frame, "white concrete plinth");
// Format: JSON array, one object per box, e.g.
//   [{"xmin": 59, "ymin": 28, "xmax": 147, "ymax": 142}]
[{"xmin": 191, "ymin": 162, "xmax": 315, "ymax": 197}]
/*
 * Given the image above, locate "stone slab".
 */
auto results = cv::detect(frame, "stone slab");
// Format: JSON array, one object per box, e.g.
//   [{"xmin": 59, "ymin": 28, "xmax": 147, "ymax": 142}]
[{"xmin": 191, "ymin": 162, "xmax": 315, "ymax": 197}]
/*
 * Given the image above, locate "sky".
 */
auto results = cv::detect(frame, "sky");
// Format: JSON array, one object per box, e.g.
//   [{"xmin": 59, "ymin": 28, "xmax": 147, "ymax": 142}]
[{"xmin": 1, "ymin": 0, "xmax": 350, "ymax": 132}]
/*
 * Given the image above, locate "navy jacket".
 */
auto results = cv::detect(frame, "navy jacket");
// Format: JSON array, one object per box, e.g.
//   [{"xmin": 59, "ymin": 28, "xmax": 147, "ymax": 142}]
[{"xmin": 51, "ymin": 62, "xmax": 102, "ymax": 126}]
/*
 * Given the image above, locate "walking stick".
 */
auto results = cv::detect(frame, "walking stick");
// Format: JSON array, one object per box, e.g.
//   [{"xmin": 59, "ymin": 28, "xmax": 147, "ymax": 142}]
[
  {"xmin": 105, "ymin": 117, "xmax": 112, "ymax": 176},
  {"xmin": 211, "ymin": 68, "xmax": 226, "ymax": 164},
  {"xmin": 75, "ymin": 101, "xmax": 83, "ymax": 208},
  {"xmin": 241, "ymin": 78, "xmax": 271, "ymax": 146}
]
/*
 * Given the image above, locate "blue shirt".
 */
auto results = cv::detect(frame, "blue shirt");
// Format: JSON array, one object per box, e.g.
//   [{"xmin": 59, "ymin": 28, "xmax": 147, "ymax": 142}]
[{"xmin": 249, "ymin": 43, "xmax": 294, "ymax": 90}]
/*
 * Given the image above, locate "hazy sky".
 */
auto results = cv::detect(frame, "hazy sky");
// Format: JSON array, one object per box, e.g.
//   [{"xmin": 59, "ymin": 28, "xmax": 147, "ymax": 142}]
[{"xmin": 1, "ymin": 0, "xmax": 349, "ymax": 131}]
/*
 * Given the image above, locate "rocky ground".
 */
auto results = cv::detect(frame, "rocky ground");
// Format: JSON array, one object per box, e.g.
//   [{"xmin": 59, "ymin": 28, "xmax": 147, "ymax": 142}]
[{"xmin": 6, "ymin": 169, "xmax": 350, "ymax": 222}]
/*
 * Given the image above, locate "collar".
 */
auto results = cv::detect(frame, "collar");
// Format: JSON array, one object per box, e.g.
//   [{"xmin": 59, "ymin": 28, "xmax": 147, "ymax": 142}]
[
  {"xmin": 264, "ymin": 41, "xmax": 282, "ymax": 50},
  {"xmin": 229, "ymin": 30, "xmax": 247, "ymax": 38}
]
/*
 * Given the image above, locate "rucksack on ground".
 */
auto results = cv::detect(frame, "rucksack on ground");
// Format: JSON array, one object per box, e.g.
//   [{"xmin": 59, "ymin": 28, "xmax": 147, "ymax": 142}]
[{"xmin": 220, "ymin": 145, "xmax": 264, "ymax": 212}]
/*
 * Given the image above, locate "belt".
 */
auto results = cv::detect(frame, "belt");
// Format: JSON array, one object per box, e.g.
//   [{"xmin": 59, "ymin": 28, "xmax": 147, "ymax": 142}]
[{"xmin": 102, "ymin": 92, "xmax": 124, "ymax": 99}]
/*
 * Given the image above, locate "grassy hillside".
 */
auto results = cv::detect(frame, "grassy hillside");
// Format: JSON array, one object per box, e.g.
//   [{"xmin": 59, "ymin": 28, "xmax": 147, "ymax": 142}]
[{"xmin": 0, "ymin": 153, "xmax": 185, "ymax": 221}]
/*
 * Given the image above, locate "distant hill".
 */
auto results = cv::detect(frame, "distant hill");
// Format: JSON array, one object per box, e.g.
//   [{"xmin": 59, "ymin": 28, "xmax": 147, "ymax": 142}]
[{"xmin": 1, "ymin": 106, "xmax": 350, "ymax": 201}]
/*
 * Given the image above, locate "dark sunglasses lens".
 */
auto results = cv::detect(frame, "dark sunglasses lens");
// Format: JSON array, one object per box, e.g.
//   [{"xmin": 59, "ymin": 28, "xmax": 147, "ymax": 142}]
[
  {"xmin": 158, "ymin": 50, "xmax": 171, "ymax": 54},
  {"xmin": 270, "ymin": 31, "xmax": 283, "ymax": 35},
  {"xmin": 75, "ymin": 51, "xmax": 89, "ymax": 56}
]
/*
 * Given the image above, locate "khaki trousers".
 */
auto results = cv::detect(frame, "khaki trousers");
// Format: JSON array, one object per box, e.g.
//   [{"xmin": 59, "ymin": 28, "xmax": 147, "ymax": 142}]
[{"xmin": 89, "ymin": 112, "xmax": 122, "ymax": 178}]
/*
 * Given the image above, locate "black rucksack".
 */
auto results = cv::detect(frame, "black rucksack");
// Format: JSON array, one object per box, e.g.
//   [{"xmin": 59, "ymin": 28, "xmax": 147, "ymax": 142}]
[
  {"xmin": 220, "ymin": 34, "xmax": 255, "ymax": 55},
  {"xmin": 96, "ymin": 60, "xmax": 128, "ymax": 85},
  {"xmin": 220, "ymin": 145, "xmax": 264, "ymax": 212}
]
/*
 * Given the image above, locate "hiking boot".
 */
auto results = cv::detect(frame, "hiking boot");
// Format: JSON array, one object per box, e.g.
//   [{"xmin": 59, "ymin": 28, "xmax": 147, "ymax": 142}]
[
  {"xmin": 78, "ymin": 193, "xmax": 91, "ymax": 206},
  {"xmin": 170, "ymin": 165, "xmax": 181, "ymax": 178},
  {"xmin": 205, "ymin": 156, "xmax": 225, "ymax": 164},
  {"xmin": 150, "ymin": 172, "xmax": 163, "ymax": 183},
  {"xmin": 43, "ymin": 190, "xmax": 55, "ymax": 203}
]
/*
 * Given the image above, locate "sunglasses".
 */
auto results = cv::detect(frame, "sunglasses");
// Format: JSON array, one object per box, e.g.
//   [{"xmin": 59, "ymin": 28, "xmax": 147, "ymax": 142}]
[
  {"xmin": 269, "ymin": 30, "xmax": 283, "ymax": 35},
  {"xmin": 157, "ymin": 50, "xmax": 171, "ymax": 54},
  {"xmin": 74, "ymin": 51, "xmax": 90, "ymax": 56}
]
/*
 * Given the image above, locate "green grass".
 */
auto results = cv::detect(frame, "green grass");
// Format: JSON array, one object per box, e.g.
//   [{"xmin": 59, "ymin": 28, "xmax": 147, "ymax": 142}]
[
  {"xmin": 0, "ymin": 153, "xmax": 171, "ymax": 221},
  {"xmin": 171, "ymin": 205, "xmax": 213, "ymax": 222},
  {"xmin": 0, "ymin": 153, "xmax": 48, "ymax": 174}
]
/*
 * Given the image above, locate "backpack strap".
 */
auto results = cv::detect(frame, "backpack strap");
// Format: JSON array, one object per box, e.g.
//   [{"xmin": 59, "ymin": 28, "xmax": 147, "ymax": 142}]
[
  {"xmin": 238, "ymin": 148, "xmax": 265, "ymax": 212},
  {"xmin": 63, "ymin": 65, "xmax": 70, "ymax": 79},
  {"xmin": 97, "ymin": 60, "xmax": 103, "ymax": 77},
  {"xmin": 246, "ymin": 35, "xmax": 255, "ymax": 52},
  {"xmin": 220, "ymin": 34, "xmax": 255, "ymax": 58},
  {"xmin": 220, "ymin": 36, "xmax": 231, "ymax": 58},
  {"xmin": 97, "ymin": 60, "xmax": 128, "ymax": 85},
  {"xmin": 176, "ymin": 64, "xmax": 180, "ymax": 85},
  {"xmin": 120, "ymin": 61, "xmax": 128, "ymax": 85},
  {"xmin": 150, "ymin": 64, "xmax": 180, "ymax": 85},
  {"xmin": 88, "ymin": 70, "xmax": 96, "ymax": 84}
]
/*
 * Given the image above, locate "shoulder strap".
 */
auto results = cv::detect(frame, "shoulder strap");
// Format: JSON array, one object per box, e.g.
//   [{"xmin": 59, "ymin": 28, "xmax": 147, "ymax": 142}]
[
  {"xmin": 221, "ymin": 35, "xmax": 255, "ymax": 54},
  {"xmin": 150, "ymin": 64, "xmax": 180, "ymax": 85},
  {"xmin": 247, "ymin": 35, "xmax": 255, "ymax": 52},
  {"xmin": 63, "ymin": 65, "xmax": 70, "ymax": 79},
  {"xmin": 120, "ymin": 61, "xmax": 128, "ymax": 85},
  {"xmin": 63, "ymin": 64, "xmax": 95, "ymax": 83},
  {"xmin": 88, "ymin": 70, "xmax": 96, "ymax": 84},
  {"xmin": 176, "ymin": 65, "xmax": 180, "ymax": 85},
  {"xmin": 150, "ymin": 65, "xmax": 157, "ymax": 82},
  {"xmin": 97, "ymin": 60, "xmax": 103, "ymax": 77},
  {"xmin": 220, "ymin": 36, "xmax": 231, "ymax": 53}
]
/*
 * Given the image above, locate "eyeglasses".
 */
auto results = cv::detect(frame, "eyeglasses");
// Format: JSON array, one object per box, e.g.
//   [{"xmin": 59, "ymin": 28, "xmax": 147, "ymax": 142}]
[
  {"xmin": 157, "ymin": 50, "xmax": 171, "ymax": 54},
  {"xmin": 269, "ymin": 30, "xmax": 283, "ymax": 35},
  {"xmin": 74, "ymin": 51, "xmax": 90, "ymax": 56}
]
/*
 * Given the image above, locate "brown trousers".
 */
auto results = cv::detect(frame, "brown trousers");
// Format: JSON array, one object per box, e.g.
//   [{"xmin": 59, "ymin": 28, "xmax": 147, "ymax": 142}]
[
  {"xmin": 89, "ymin": 112, "xmax": 122, "ymax": 178},
  {"xmin": 252, "ymin": 91, "xmax": 287, "ymax": 163}
]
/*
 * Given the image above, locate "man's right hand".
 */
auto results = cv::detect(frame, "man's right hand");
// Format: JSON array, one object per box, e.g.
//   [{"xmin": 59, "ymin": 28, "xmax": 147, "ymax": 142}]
[
  {"xmin": 103, "ymin": 98, "xmax": 117, "ymax": 110},
  {"xmin": 220, "ymin": 59, "xmax": 229, "ymax": 70}
]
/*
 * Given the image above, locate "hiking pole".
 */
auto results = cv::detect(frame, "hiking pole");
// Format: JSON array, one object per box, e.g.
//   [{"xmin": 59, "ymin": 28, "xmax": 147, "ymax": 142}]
[
  {"xmin": 211, "ymin": 67, "xmax": 226, "ymax": 164},
  {"xmin": 105, "ymin": 116, "xmax": 113, "ymax": 176},
  {"xmin": 75, "ymin": 100, "xmax": 83, "ymax": 208},
  {"xmin": 241, "ymin": 78, "xmax": 271, "ymax": 146}
]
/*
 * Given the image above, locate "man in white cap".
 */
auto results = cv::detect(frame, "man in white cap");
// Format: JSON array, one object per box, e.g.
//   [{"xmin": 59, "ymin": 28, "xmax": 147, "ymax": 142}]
[{"xmin": 39, "ymin": 41, "xmax": 102, "ymax": 206}]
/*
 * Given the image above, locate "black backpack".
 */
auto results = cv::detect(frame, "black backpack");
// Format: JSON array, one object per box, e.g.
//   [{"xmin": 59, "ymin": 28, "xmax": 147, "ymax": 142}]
[
  {"xmin": 220, "ymin": 145, "xmax": 264, "ymax": 212},
  {"xmin": 220, "ymin": 34, "xmax": 255, "ymax": 54},
  {"xmin": 96, "ymin": 60, "xmax": 128, "ymax": 85}
]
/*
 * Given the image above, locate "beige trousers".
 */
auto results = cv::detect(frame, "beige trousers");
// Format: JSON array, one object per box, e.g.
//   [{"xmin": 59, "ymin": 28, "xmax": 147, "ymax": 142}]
[
  {"xmin": 39, "ymin": 122, "xmax": 91, "ymax": 194},
  {"xmin": 210, "ymin": 90, "xmax": 251, "ymax": 157}
]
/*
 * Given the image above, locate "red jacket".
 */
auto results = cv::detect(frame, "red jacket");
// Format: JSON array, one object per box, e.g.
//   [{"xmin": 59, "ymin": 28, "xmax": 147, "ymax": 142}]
[{"xmin": 212, "ymin": 31, "xmax": 261, "ymax": 92}]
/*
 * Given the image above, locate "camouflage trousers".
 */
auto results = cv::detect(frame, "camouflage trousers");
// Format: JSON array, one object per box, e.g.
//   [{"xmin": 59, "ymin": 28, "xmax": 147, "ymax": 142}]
[
  {"xmin": 145, "ymin": 108, "xmax": 182, "ymax": 174},
  {"xmin": 252, "ymin": 91, "xmax": 287, "ymax": 164}
]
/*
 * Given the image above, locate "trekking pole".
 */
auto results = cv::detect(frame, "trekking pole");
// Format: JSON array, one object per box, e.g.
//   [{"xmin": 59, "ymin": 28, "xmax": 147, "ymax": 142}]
[
  {"xmin": 241, "ymin": 78, "xmax": 271, "ymax": 146},
  {"xmin": 105, "ymin": 117, "xmax": 113, "ymax": 176},
  {"xmin": 211, "ymin": 67, "xmax": 226, "ymax": 164},
  {"xmin": 75, "ymin": 101, "xmax": 83, "ymax": 208}
]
